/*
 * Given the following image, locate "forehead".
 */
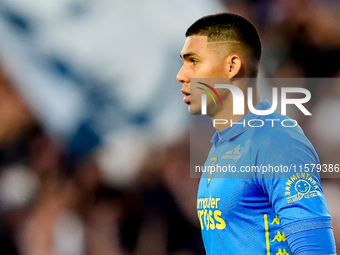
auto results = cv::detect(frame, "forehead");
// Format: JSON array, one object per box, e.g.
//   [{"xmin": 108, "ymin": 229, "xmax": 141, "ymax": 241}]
[{"xmin": 180, "ymin": 35, "xmax": 209, "ymax": 56}]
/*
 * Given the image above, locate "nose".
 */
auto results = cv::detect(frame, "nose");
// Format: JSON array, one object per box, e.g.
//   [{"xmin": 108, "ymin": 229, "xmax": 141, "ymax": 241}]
[{"xmin": 176, "ymin": 65, "xmax": 189, "ymax": 84}]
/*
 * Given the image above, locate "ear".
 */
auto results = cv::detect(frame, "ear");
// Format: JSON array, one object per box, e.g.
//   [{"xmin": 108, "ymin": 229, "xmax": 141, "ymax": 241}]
[{"xmin": 225, "ymin": 54, "xmax": 242, "ymax": 78}]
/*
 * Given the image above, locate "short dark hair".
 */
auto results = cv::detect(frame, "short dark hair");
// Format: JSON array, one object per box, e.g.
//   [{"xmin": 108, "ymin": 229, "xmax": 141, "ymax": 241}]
[{"xmin": 186, "ymin": 13, "xmax": 262, "ymax": 74}]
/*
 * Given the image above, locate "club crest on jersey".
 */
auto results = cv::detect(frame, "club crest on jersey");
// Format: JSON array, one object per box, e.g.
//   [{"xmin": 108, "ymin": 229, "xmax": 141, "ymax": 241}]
[
  {"xmin": 207, "ymin": 156, "xmax": 217, "ymax": 184},
  {"xmin": 285, "ymin": 173, "xmax": 321, "ymax": 204},
  {"xmin": 222, "ymin": 144, "xmax": 241, "ymax": 159}
]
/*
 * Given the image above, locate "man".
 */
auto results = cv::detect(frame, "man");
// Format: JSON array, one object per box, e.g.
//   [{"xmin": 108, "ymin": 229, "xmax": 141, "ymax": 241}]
[{"xmin": 177, "ymin": 13, "xmax": 336, "ymax": 254}]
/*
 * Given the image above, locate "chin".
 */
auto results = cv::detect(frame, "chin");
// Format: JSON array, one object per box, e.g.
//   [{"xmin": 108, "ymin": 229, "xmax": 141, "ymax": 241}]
[{"xmin": 188, "ymin": 104, "xmax": 202, "ymax": 115}]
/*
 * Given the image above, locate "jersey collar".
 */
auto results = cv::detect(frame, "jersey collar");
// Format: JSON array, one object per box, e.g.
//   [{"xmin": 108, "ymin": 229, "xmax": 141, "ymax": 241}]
[{"xmin": 211, "ymin": 100, "xmax": 271, "ymax": 145}]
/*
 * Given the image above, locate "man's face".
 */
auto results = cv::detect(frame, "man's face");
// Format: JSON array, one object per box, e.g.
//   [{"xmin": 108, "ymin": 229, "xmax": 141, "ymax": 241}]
[{"xmin": 177, "ymin": 35, "xmax": 229, "ymax": 115}]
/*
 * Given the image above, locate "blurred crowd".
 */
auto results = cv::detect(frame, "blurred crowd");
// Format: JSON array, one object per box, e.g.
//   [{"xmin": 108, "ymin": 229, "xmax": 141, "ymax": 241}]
[{"xmin": 0, "ymin": 0, "xmax": 340, "ymax": 254}]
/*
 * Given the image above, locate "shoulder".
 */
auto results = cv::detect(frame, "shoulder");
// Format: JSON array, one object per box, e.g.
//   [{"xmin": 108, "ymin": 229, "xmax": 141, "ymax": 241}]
[{"xmin": 250, "ymin": 112, "xmax": 319, "ymax": 164}]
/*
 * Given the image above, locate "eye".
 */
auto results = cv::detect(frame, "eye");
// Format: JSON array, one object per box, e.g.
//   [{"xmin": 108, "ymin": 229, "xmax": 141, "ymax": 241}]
[{"xmin": 191, "ymin": 58, "xmax": 198, "ymax": 65}]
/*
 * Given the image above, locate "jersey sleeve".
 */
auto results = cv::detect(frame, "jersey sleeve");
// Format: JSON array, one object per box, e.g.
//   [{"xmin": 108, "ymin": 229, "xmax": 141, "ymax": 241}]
[
  {"xmin": 287, "ymin": 228, "xmax": 336, "ymax": 254},
  {"xmin": 253, "ymin": 127, "xmax": 336, "ymax": 253}
]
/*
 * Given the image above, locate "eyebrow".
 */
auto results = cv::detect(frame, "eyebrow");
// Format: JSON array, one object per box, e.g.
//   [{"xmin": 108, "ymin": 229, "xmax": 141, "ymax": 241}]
[{"xmin": 180, "ymin": 52, "xmax": 199, "ymax": 60}]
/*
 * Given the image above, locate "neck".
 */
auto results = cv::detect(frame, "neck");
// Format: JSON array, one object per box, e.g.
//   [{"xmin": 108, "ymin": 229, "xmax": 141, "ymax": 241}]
[{"xmin": 211, "ymin": 81, "xmax": 260, "ymax": 131}]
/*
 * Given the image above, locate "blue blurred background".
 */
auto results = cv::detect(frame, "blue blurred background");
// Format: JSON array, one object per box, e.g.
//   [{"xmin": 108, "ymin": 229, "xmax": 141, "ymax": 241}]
[{"xmin": 0, "ymin": 0, "xmax": 339, "ymax": 254}]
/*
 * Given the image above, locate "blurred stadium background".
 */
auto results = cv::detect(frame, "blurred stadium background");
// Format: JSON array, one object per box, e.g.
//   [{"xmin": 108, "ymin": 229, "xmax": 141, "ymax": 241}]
[{"xmin": 0, "ymin": 0, "xmax": 339, "ymax": 254}]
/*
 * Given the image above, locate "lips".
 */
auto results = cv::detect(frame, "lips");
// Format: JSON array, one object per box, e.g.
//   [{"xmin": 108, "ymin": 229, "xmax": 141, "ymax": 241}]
[
  {"xmin": 181, "ymin": 87, "xmax": 190, "ymax": 104},
  {"xmin": 183, "ymin": 94, "xmax": 190, "ymax": 104}
]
